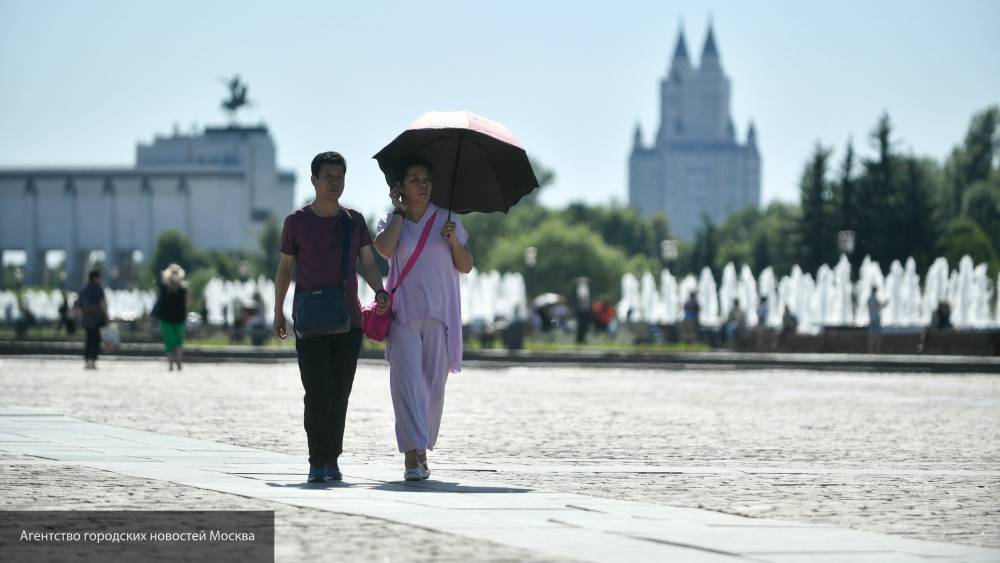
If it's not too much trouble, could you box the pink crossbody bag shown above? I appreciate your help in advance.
[361,211,439,342]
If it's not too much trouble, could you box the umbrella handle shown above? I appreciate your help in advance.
[446,134,463,222]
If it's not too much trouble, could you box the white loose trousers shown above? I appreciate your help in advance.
[387,318,449,453]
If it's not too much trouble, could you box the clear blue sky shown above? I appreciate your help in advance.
[2,0,998,224]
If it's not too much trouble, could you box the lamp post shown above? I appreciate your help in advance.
[837,230,857,323]
[660,239,679,270]
[524,246,537,268]
[523,246,537,298]
[837,230,855,256]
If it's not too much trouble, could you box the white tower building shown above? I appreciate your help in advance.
[629,23,761,240]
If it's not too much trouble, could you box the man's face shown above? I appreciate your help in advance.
[311,164,346,202]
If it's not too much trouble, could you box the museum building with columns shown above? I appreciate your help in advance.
[0,124,295,287]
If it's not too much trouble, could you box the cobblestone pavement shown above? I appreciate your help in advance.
[0,452,559,562]
[2,357,998,550]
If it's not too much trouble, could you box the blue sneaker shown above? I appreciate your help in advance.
[323,461,342,482]
[307,464,325,483]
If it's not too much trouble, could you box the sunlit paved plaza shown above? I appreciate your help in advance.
[1,357,998,561]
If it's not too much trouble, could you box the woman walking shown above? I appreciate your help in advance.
[374,156,473,481]
[157,264,189,371]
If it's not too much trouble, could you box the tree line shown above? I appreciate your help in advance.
[688,105,999,280]
[147,105,998,306]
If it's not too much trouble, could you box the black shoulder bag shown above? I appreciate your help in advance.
[293,215,353,339]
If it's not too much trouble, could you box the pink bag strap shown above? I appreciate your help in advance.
[390,210,439,293]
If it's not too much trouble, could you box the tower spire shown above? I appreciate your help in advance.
[700,20,721,68]
[672,26,690,65]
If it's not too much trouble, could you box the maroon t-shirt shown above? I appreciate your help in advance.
[280,205,373,327]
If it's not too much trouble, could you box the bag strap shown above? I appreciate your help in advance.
[340,212,351,286]
[390,210,439,293]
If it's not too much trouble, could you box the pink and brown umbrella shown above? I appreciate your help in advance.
[373,111,539,216]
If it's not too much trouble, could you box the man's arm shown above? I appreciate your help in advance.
[358,245,385,293]
[273,253,294,338]
[358,245,390,314]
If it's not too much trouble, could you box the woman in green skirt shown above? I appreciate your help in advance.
[156,264,190,371]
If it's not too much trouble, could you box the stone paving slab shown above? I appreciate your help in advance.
[1,409,996,563]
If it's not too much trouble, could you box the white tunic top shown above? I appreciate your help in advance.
[377,203,469,373]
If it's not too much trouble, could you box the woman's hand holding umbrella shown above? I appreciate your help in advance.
[441,220,459,245]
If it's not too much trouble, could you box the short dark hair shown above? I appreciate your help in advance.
[88,269,101,282]
[311,151,347,177]
[391,156,434,186]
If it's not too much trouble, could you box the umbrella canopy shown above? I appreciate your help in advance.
[531,293,564,308]
[373,111,539,214]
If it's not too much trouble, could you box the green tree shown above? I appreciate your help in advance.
[687,215,719,277]
[961,179,1000,252]
[150,231,206,280]
[943,106,999,219]
[855,113,899,266]
[462,155,555,268]
[257,217,282,279]
[851,113,938,271]
[518,156,556,205]
[835,138,858,232]
[716,207,759,271]
[938,218,996,266]
[489,217,629,301]
[186,268,217,313]
[751,233,771,274]
[832,138,859,269]
[798,143,836,273]
[204,250,257,280]
[756,203,801,276]
[558,203,671,258]
[898,156,940,271]
[712,203,800,277]
[465,201,549,271]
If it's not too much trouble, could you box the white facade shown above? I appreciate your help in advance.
[0,125,294,286]
[629,24,761,240]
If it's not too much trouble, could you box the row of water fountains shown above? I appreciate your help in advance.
[199,270,530,327]
[2,255,996,332]
[0,270,530,328]
[0,288,155,324]
[618,255,999,332]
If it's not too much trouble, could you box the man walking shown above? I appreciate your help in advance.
[75,269,108,370]
[867,288,886,354]
[273,151,390,483]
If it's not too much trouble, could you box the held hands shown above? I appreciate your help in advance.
[375,291,391,315]
[441,220,459,246]
[273,310,287,339]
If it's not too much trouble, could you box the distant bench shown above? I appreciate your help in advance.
[732,326,1000,356]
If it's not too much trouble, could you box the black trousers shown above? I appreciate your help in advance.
[84,328,101,360]
[295,328,362,466]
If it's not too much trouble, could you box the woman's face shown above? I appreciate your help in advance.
[398,164,432,205]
